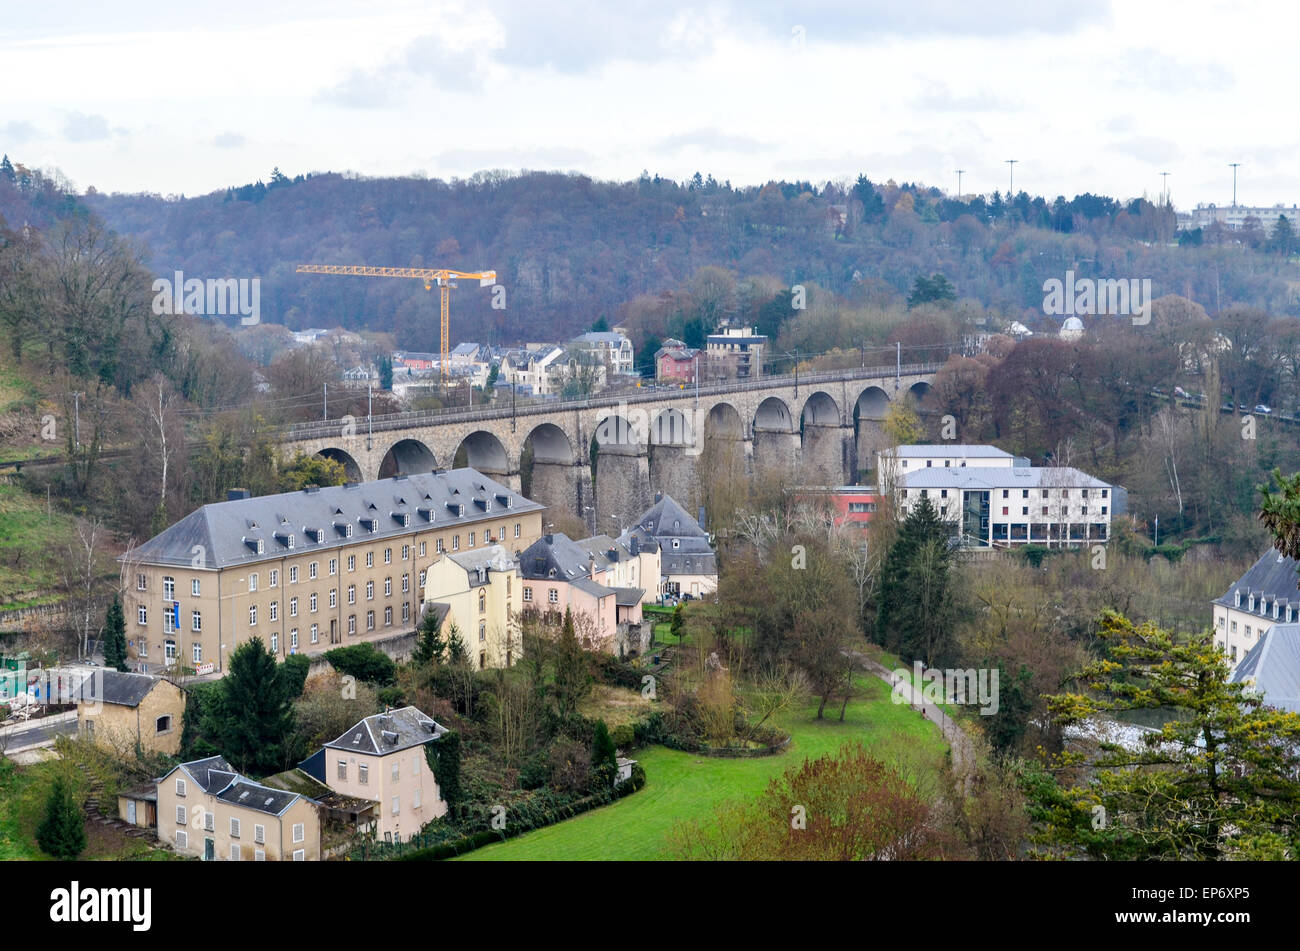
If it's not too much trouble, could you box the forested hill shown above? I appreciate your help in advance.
[82,167,1300,350]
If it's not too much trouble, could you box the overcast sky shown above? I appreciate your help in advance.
[2,0,1295,209]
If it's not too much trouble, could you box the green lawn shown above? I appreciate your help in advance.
[457,673,947,861]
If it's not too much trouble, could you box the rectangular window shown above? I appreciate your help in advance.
[230,817,240,838]
[365,551,373,568]
[254,824,265,844]
[347,585,356,604]
[523,587,532,602]
[402,544,410,560]
[329,589,337,608]
[270,632,278,654]
[337,760,347,781]
[348,555,356,572]
[231,843,240,861]
[249,605,257,626]
[249,573,258,592]
[204,812,214,832]
[290,628,298,650]
[176,831,187,849]
[402,603,410,623]
[255,849,265,861]
[293,849,305,861]
[515,524,521,538]
[310,561,319,580]
[329,558,337,575]
[137,573,147,591]
[384,577,392,596]
[290,597,298,617]
[419,570,427,588]
[191,578,201,597]
[401,574,409,594]
[310,592,318,612]
[414,788,422,809]
[359,763,369,784]
[176,779,187,798]
[163,576,175,601]
[469,531,476,547]
[269,569,278,588]
[138,606,148,625]
[176,805,187,824]
[384,548,392,564]
[348,615,356,635]
[293,823,305,843]
[419,541,427,557]
[384,606,392,626]
[310,623,319,644]
[366,610,375,630]
[435,538,444,553]
[269,601,278,622]
[452,535,460,551]
[192,642,202,663]
[366,580,374,600]
[549,588,558,604]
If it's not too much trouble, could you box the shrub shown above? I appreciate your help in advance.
[36,776,86,860]
[325,643,396,686]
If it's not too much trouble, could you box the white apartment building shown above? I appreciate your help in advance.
[897,464,1120,548]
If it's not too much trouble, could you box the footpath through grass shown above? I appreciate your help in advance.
[458,673,946,861]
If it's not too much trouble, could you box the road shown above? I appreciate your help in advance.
[1,711,77,751]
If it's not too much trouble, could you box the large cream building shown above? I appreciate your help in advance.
[120,469,544,676]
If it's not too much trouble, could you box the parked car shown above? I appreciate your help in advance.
[1255,404,1273,415]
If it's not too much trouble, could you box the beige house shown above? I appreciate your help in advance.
[155,756,321,861]
[77,671,185,755]
[1212,549,1300,665]
[307,706,449,843]
[119,468,544,678]
[421,545,519,669]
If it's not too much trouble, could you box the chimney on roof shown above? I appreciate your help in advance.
[654,491,663,503]
[544,534,553,545]
[228,488,251,501]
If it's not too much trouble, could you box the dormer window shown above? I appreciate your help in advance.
[1235,591,1242,607]
[394,512,411,527]
[1274,601,1280,619]
[1248,595,1255,612]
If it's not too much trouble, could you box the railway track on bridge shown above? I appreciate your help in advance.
[279,362,947,442]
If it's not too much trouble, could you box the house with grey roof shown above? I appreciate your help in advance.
[76,670,185,755]
[304,706,449,842]
[118,468,545,679]
[1230,622,1300,713]
[155,755,322,860]
[624,493,717,600]
[1212,549,1300,664]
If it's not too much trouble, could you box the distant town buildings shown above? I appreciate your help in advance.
[705,325,766,380]
[655,339,699,384]
[624,493,717,600]
[1179,203,1300,232]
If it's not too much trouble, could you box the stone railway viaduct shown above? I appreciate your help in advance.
[279,364,939,532]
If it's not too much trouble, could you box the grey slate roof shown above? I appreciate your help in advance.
[157,755,234,794]
[1231,623,1300,713]
[216,778,303,817]
[447,545,516,585]
[77,670,171,708]
[323,705,447,756]
[625,493,717,579]
[1213,549,1300,612]
[613,587,644,607]
[519,533,597,581]
[120,468,541,570]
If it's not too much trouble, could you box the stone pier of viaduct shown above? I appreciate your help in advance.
[279,365,938,533]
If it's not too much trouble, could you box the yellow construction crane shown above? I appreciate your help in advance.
[296,264,497,385]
